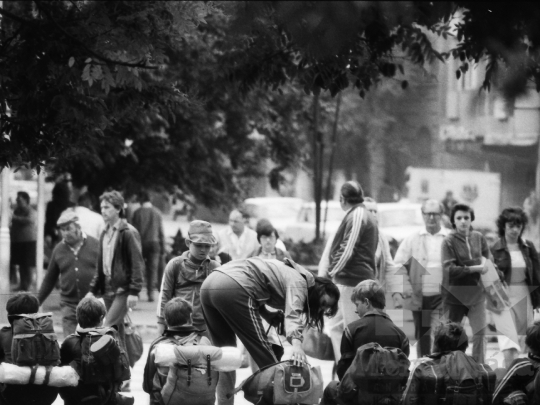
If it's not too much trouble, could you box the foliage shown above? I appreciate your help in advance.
[228,1,540,98]
[0,0,215,168]
[284,238,326,267]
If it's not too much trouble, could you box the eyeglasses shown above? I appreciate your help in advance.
[422,212,442,218]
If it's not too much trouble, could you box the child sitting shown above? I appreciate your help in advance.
[144,297,214,405]
[0,293,59,405]
[59,297,130,405]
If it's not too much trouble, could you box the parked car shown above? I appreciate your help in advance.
[242,197,305,235]
[284,201,426,252]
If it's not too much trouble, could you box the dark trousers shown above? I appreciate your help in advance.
[142,241,160,296]
[201,271,282,405]
[412,294,442,358]
[444,300,486,363]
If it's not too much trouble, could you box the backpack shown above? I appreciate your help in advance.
[10,313,60,367]
[79,328,130,385]
[233,360,324,405]
[418,351,496,405]
[155,333,220,405]
[339,342,410,405]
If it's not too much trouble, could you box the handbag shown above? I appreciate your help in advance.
[124,313,143,367]
[301,326,334,361]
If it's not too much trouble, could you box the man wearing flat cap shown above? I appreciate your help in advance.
[157,220,220,336]
[87,190,144,348]
[38,209,100,337]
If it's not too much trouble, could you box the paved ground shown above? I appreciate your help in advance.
[43,295,511,405]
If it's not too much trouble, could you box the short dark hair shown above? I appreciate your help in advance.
[432,322,469,353]
[350,279,386,309]
[164,297,193,327]
[496,207,528,238]
[525,321,540,355]
[6,293,39,315]
[256,222,278,243]
[76,297,106,328]
[450,203,475,229]
[138,190,151,203]
[17,191,30,204]
[77,192,94,209]
[341,181,364,205]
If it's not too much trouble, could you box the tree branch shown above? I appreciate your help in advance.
[34,2,158,70]
[0,7,35,25]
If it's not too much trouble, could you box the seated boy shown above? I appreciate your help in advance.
[59,296,130,405]
[144,297,212,404]
[492,321,540,405]
[402,322,495,405]
[337,279,410,379]
[322,280,410,405]
[0,293,59,405]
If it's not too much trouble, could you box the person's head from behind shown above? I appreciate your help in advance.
[138,190,151,204]
[304,276,340,331]
[164,297,193,328]
[496,207,528,241]
[6,293,39,316]
[351,279,386,318]
[525,321,540,356]
[256,221,279,253]
[76,297,107,328]
[340,181,364,210]
[450,203,475,234]
[16,191,30,208]
[432,322,469,353]
[228,209,245,235]
[77,192,94,210]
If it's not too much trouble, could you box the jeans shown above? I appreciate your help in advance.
[444,300,487,363]
[103,290,128,351]
[412,294,443,358]
[142,241,161,297]
[60,300,78,338]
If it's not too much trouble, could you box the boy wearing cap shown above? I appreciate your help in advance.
[157,220,220,336]
[38,209,100,337]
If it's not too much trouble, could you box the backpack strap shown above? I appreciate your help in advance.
[43,366,53,386]
[207,355,212,386]
[28,366,38,385]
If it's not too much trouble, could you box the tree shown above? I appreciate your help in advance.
[0,1,215,168]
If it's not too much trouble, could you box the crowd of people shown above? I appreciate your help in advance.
[3,179,540,405]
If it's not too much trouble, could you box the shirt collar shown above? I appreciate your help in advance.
[363,309,389,319]
[142,202,152,208]
[107,218,122,232]
[420,227,450,236]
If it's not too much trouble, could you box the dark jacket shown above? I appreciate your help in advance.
[0,326,59,405]
[90,220,144,296]
[59,326,127,405]
[492,355,540,405]
[491,237,540,309]
[441,230,490,306]
[329,204,378,286]
[337,310,410,380]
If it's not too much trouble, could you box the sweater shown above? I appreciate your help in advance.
[38,235,99,304]
[328,204,378,286]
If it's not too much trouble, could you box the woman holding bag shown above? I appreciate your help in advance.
[491,207,540,365]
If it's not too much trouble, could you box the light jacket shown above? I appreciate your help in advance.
[89,220,144,297]
[328,204,378,286]
[391,227,450,311]
[157,251,220,329]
